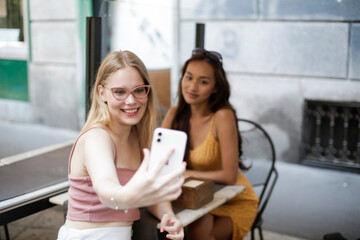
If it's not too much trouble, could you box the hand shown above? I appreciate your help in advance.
[183,169,195,179]
[160,214,184,240]
[124,148,185,208]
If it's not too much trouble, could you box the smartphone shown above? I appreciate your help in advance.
[150,128,187,174]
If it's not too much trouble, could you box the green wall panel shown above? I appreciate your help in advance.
[0,59,28,101]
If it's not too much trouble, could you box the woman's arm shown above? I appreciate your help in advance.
[83,128,185,210]
[82,128,124,207]
[148,202,184,240]
[184,109,239,185]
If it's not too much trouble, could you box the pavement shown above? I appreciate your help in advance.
[262,162,360,240]
[1,121,359,240]
[1,207,310,240]
[0,205,310,240]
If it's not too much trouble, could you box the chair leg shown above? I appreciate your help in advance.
[258,227,264,240]
[4,225,10,240]
[251,228,255,240]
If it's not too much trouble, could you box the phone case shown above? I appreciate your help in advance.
[150,128,187,174]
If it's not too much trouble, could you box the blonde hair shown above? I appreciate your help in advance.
[82,50,158,149]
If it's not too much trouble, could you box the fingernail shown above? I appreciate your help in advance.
[160,228,164,232]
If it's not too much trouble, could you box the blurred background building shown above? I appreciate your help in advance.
[1,1,360,239]
[1,0,359,168]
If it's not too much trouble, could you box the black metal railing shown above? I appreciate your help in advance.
[300,100,360,173]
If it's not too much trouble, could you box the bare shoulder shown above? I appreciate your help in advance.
[213,108,238,142]
[162,106,178,128]
[71,126,114,175]
[213,108,237,133]
[214,108,236,123]
[83,126,109,137]
[82,126,113,146]
[166,107,178,117]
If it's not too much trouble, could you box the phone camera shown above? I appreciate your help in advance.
[157,138,161,142]
[158,132,162,136]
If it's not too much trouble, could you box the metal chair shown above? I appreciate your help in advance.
[238,119,278,240]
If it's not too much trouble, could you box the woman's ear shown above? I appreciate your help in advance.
[98,85,106,103]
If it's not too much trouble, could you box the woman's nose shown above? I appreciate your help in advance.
[124,92,136,104]
[190,81,198,91]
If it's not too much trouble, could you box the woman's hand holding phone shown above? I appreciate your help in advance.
[123,149,185,208]
[149,128,187,175]
[117,128,187,209]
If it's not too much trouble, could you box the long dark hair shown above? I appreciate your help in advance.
[171,49,248,170]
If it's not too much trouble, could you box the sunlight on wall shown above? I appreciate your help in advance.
[109,0,176,69]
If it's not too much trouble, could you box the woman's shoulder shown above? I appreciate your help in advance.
[213,108,236,122]
[212,108,237,140]
[81,124,112,142]
[162,107,178,128]
[72,125,114,164]
[166,106,178,116]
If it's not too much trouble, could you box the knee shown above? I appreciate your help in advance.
[187,214,214,239]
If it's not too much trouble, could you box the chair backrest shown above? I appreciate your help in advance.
[238,118,278,223]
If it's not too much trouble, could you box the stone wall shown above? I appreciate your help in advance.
[28,0,82,130]
[176,0,360,162]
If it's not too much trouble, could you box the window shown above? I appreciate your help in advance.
[0,0,28,101]
[0,0,24,42]
[300,100,360,173]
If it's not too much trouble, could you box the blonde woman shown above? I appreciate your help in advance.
[57,51,185,240]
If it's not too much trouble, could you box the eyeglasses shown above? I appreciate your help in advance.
[103,85,151,101]
[192,48,223,63]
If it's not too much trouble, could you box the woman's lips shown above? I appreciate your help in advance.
[121,108,139,116]
[186,92,198,98]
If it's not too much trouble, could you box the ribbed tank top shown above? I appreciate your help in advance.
[66,127,140,222]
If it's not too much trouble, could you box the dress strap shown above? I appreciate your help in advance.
[68,126,118,174]
[209,115,215,132]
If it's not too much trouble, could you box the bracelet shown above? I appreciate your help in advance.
[110,185,128,213]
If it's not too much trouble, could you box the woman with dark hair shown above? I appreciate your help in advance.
[162,48,258,240]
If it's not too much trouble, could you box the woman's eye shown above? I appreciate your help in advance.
[134,88,145,94]
[185,76,192,80]
[201,80,208,84]
[114,89,126,95]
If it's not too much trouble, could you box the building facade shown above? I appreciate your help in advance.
[176,0,360,164]
[1,0,359,165]
[0,0,90,130]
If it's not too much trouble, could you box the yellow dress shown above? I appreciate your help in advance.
[189,117,259,240]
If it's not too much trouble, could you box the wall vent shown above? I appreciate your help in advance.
[300,100,360,173]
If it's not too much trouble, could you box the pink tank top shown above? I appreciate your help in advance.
[66,127,140,222]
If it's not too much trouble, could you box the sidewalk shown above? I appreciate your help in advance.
[262,162,360,240]
[1,205,309,240]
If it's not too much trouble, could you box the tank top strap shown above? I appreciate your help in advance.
[68,126,118,174]
[209,115,215,132]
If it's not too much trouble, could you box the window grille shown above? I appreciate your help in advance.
[300,100,360,173]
